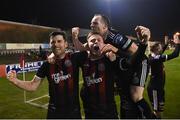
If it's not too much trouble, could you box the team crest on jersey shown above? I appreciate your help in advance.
[65,59,72,67]
[98,63,105,71]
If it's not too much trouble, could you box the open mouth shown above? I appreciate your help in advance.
[53,48,61,52]
[93,45,99,51]
[52,47,61,54]
[91,44,101,56]
[55,47,60,50]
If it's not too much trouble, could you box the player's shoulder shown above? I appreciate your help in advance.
[108,28,120,36]
[40,60,51,67]
[108,28,127,40]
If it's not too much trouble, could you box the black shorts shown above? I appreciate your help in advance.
[80,88,118,119]
[147,77,165,112]
[82,103,119,119]
[131,59,149,87]
[47,103,81,119]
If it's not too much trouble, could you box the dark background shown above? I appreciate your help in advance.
[0,0,180,40]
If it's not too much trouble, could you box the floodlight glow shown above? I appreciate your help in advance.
[102,0,119,1]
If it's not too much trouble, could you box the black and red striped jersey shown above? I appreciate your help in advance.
[36,51,88,112]
[80,56,117,112]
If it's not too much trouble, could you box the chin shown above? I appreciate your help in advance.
[92,29,98,32]
[54,52,61,56]
[93,52,101,56]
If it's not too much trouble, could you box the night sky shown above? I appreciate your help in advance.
[0,0,180,40]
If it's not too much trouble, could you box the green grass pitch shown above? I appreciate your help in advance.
[0,51,179,118]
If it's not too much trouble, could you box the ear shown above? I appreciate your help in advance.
[103,26,108,33]
[103,24,108,30]
[65,41,68,48]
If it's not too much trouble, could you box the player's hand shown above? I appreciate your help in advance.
[105,51,116,61]
[83,42,90,51]
[47,53,55,64]
[135,26,151,44]
[173,32,180,44]
[100,44,118,54]
[7,70,17,82]
[72,27,80,40]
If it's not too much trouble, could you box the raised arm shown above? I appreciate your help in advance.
[101,26,150,67]
[135,25,151,44]
[167,32,180,60]
[7,70,42,92]
[72,27,88,51]
[162,36,169,53]
[131,25,150,55]
[119,26,149,67]
[101,38,147,69]
[106,26,150,55]
[149,35,180,63]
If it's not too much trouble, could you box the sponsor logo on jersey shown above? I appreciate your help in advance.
[85,72,102,86]
[51,71,71,84]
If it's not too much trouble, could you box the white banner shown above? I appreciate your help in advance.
[6,61,44,74]
[5,43,49,50]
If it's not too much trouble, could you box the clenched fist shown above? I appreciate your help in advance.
[72,27,80,40]
[135,26,151,44]
[7,70,17,82]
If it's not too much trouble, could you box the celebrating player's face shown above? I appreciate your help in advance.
[87,34,105,56]
[50,35,67,57]
[150,42,162,55]
[90,16,107,36]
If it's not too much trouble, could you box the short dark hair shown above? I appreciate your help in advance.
[94,14,110,29]
[149,41,162,52]
[49,31,67,41]
[87,31,102,40]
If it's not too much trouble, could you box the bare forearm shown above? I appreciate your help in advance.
[10,78,39,92]
[128,42,138,55]
[72,38,88,51]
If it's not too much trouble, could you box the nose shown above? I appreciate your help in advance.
[95,39,99,44]
[90,23,94,28]
[54,41,59,46]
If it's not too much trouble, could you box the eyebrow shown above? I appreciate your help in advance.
[89,38,96,41]
[92,21,98,24]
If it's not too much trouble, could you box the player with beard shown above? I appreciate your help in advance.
[72,30,148,118]
[7,31,89,119]
[72,14,152,118]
